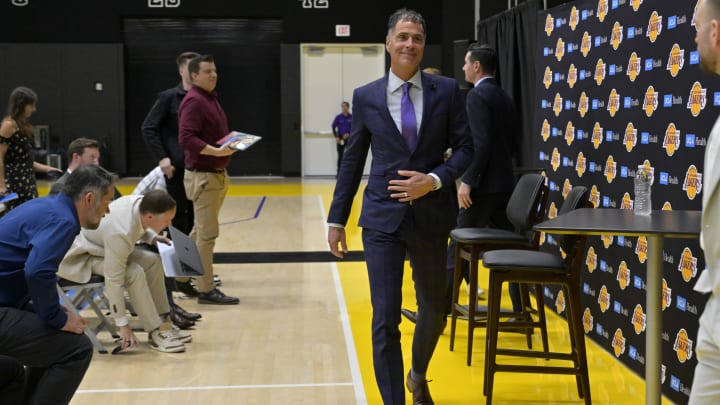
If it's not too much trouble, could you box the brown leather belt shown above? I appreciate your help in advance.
[186,167,225,174]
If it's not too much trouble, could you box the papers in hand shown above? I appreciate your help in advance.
[217,131,262,151]
[0,192,18,204]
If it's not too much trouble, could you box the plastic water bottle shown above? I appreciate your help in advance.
[634,165,652,216]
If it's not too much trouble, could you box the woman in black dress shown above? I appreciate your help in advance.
[0,86,61,216]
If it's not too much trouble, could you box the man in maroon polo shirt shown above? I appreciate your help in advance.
[177,54,239,305]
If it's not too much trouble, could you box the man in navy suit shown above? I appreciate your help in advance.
[449,43,522,313]
[327,9,472,405]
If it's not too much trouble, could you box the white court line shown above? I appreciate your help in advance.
[319,195,368,405]
[77,382,353,394]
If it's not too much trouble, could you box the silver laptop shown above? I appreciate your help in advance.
[158,226,204,277]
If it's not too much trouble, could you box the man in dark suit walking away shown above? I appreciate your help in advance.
[327,9,472,405]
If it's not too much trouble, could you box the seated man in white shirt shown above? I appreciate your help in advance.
[59,189,191,353]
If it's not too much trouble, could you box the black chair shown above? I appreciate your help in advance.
[481,186,591,404]
[449,173,549,366]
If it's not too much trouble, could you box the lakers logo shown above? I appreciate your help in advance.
[598,285,611,313]
[586,246,597,273]
[590,185,600,208]
[556,37,565,62]
[632,304,646,335]
[663,123,680,156]
[612,328,626,358]
[595,58,606,86]
[567,7,578,31]
[568,64,578,88]
[581,31,592,57]
[683,165,703,200]
[602,234,614,249]
[636,236,648,264]
[605,155,616,183]
[545,14,554,37]
[687,81,707,117]
[678,247,698,282]
[627,52,641,82]
[647,11,662,43]
[592,122,603,149]
[621,192,633,210]
[667,44,685,78]
[544,66,553,89]
[583,308,594,334]
[611,21,624,50]
[562,179,572,200]
[624,122,637,152]
[565,121,575,146]
[641,160,655,185]
[663,201,673,210]
[553,93,563,117]
[643,86,658,117]
[607,88,620,117]
[617,261,631,290]
[597,0,608,22]
[555,289,566,314]
[576,152,586,178]
[548,201,558,219]
[631,0,643,12]
[551,147,560,172]
[578,91,588,117]
[662,278,672,310]
[541,119,550,142]
[674,329,694,364]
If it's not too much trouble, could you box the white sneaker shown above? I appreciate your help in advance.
[149,327,185,353]
[167,324,192,343]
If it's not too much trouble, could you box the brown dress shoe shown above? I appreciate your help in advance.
[406,371,434,405]
[169,310,195,330]
[171,303,202,321]
[197,288,239,305]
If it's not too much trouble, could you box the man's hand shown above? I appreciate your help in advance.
[328,227,348,259]
[387,170,434,203]
[117,325,138,350]
[60,311,88,335]
[159,157,175,179]
[154,235,171,246]
[342,133,350,140]
[458,182,472,209]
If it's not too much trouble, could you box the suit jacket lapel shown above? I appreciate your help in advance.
[418,73,434,144]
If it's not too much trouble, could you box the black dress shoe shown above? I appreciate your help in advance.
[170,310,195,330]
[401,308,417,324]
[171,303,202,321]
[406,371,434,405]
[175,281,199,297]
[197,288,239,305]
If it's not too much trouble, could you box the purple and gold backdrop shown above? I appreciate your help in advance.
[533,1,719,402]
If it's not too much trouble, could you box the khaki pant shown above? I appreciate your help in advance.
[89,247,169,332]
[183,170,229,293]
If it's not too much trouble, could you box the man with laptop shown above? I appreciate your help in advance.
[58,189,192,353]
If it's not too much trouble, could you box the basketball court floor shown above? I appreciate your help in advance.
[46,178,670,404]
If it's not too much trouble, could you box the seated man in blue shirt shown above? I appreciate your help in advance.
[0,165,117,405]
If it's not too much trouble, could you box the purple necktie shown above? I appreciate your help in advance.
[401,82,418,152]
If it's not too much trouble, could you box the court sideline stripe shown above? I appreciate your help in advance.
[319,195,368,405]
[220,195,266,225]
[76,382,354,394]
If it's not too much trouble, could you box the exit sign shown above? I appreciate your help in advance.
[336,24,350,37]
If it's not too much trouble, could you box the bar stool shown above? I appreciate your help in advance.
[481,186,591,404]
[449,173,549,366]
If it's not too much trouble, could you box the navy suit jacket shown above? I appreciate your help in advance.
[328,72,472,235]
[460,77,518,193]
